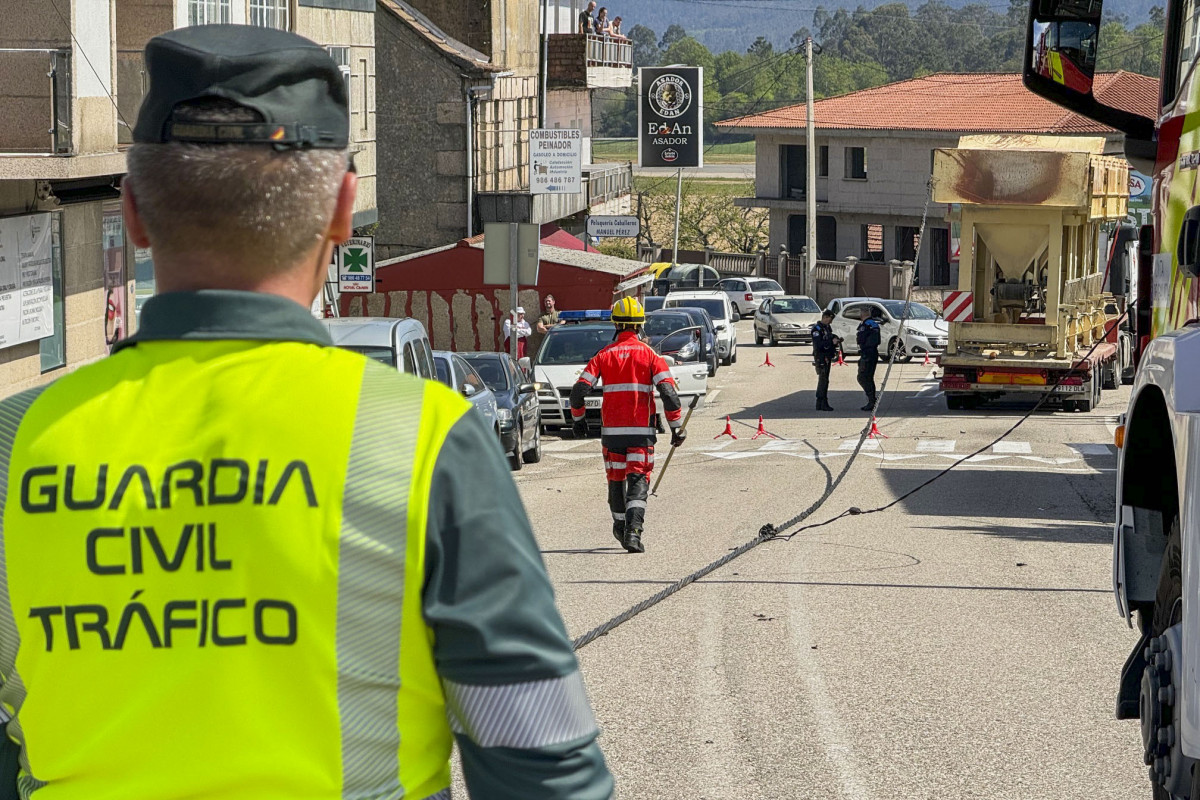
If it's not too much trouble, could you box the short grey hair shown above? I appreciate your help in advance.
[125,100,349,274]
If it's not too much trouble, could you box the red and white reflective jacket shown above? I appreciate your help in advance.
[570,330,682,447]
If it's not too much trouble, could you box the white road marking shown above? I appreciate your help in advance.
[909,385,938,398]
[706,389,721,404]
[542,440,593,452]
[551,452,600,461]
[992,441,1032,454]
[839,439,880,451]
[916,440,956,453]
[1068,443,1115,456]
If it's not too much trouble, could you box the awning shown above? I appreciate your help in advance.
[613,273,654,295]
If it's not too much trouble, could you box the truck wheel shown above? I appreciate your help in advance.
[946,395,964,410]
[1103,360,1119,390]
[1149,520,1183,800]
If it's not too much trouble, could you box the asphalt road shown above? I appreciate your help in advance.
[633,164,756,181]
[462,316,1145,798]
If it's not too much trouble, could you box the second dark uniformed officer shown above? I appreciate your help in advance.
[856,306,884,411]
[810,310,841,411]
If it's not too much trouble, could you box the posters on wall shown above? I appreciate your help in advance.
[102,209,127,351]
[0,213,54,350]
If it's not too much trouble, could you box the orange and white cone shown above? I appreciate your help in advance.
[922,350,931,366]
[714,417,737,439]
[760,352,775,367]
[751,415,778,440]
[836,350,846,366]
[868,416,888,439]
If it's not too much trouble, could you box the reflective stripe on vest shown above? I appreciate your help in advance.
[0,340,468,800]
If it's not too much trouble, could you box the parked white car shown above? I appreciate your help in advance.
[715,277,785,317]
[753,295,823,346]
[825,297,948,361]
[664,290,739,366]
[319,317,438,379]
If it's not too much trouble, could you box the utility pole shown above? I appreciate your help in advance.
[805,36,817,297]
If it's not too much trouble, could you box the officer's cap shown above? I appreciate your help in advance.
[133,24,349,149]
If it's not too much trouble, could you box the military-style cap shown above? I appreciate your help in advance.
[133,24,349,149]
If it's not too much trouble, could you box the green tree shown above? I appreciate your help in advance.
[659,24,687,52]
[661,36,715,71]
[627,24,660,68]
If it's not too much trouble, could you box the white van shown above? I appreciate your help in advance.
[664,290,738,365]
[318,317,437,380]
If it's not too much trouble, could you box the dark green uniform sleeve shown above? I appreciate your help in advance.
[423,410,613,800]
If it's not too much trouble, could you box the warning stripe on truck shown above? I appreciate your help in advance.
[943,291,974,322]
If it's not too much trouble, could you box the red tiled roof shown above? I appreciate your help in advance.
[715,71,1158,135]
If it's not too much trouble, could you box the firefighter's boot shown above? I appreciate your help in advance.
[623,473,649,554]
[608,480,626,545]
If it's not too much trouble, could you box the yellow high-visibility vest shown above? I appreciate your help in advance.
[0,335,469,800]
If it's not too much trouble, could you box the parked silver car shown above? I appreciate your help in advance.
[753,295,823,346]
[825,297,948,361]
[319,317,437,380]
[432,350,499,433]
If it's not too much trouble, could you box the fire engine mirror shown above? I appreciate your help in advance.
[1023,0,1155,146]
[1177,207,1200,279]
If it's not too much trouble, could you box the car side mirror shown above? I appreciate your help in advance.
[462,384,477,397]
[518,383,536,394]
[518,356,531,371]
[661,355,677,366]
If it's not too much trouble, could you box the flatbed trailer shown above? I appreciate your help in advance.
[933,135,1128,411]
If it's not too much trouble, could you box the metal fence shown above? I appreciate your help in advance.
[585,162,632,206]
[586,35,632,67]
[0,48,71,154]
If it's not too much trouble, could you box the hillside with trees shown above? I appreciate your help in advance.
[595,1,1163,139]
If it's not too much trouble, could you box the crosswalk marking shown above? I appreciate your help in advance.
[992,441,1032,454]
[839,439,880,451]
[1068,443,1115,456]
[916,440,956,453]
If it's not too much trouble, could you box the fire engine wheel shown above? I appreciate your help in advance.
[1147,519,1184,800]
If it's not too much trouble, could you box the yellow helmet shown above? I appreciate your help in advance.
[611,296,645,325]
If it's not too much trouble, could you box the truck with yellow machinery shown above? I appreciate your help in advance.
[933,134,1129,411]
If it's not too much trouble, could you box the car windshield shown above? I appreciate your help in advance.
[340,345,396,367]
[750,279,783,293]
[537,326,614,365]
[880,300,938,320]
[463,355,510,392]
[668,298,726,319]
[644,313,693,338]
[773,297,821,314]
[642,296,666,312]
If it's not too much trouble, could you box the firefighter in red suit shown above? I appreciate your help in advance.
[570,297,685,553]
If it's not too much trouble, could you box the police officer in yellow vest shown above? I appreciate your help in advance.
[0,25,612,800]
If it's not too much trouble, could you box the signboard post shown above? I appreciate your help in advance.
[530,129,583,195]
[484,223,540,358]
[337,236,375,294]
[586,215,640,239]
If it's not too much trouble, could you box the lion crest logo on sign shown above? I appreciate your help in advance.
[648,74,692,119]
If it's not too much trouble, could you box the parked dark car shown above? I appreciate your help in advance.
[644,310,704,365]
[460,351,542,470]
[671,306,720,377]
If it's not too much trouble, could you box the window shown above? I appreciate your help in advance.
[842,304,865,321]
[862,223,884,261]
[896,226,920,262]
[818,145,829,177]
[39,214,65,372]
[401,342,417,375]
[250,0,288,30]
[844,146,867,180]
[1177,0,1200,103]
[188,0,230,25]
[782,145,807,199]
[327,47,351,103]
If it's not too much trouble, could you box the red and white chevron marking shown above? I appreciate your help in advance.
[942,291,974,322]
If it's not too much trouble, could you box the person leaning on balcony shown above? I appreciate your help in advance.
[578,0,596,34]
[610,16,626,39]
[595,7,612,35]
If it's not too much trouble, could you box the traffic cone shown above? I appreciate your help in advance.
[751,415,778,440]
[760,352,775,367]
[836,350,846,367]
[867,416,889,439]
[922,350,931,367]
[714,417,737,439]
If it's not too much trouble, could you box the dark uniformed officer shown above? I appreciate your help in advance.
[0,25,611,800]
[810,310,841,411]
[856,305,885,411]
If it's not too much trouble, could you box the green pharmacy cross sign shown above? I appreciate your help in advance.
[337,236,374,294]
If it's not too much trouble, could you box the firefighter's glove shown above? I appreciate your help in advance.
[671,428,687,448]
[573,419,589,439]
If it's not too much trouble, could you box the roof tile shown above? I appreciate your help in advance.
[715,71,1158,134]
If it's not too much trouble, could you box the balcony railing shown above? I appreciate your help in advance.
[117,49,147,145]
[585,34,631,68]
[585,162,632,206]
[0,49,72,155]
